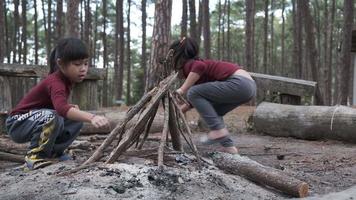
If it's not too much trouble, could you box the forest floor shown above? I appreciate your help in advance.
[0,106,355,200]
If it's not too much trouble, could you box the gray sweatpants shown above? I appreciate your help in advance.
[187,75,256,130]
[6,109,83,158]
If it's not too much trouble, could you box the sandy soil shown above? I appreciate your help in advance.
[0,106,355,200]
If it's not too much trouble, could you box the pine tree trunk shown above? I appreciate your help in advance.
[188,0,197,41]
[41,0,48,58]
[281,0,285,76]
[21,0,27,64]
[197,0,203,46]
[47,0,52,55]
[114,0,124,102]
[84,0,91,56]
[296,0,303,79]
[323,0,329,105]
[102,0,108,106]
[56,0,63,41]
[4,0,10,62]
[327,0,336,104]
[245,0,255,71]
[226,0,231,60]
[12,0,19,63]
[339,0,354,105]
[263,0,268,74]
[126,0,132,105]
[92,3,99,68]
[221,0,226,58]
[145,0,172,91]
[34,0,39,64]
[181,0,188,37]
[66,0,80,38]
[202,0,210,59]
[141,0,147,91]
[17,0,22,63]
[217,0,221,60]
[270,0,274,74]
[300,0,324,105]
[0,0,4,63]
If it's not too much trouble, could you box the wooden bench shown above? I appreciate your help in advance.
[0,64,105,133]
[250,72,317,105]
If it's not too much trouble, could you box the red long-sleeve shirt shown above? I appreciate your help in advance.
[183,59,241,84]
[10,71,73,117]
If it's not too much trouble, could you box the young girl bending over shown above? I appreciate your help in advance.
[170,37,256,154]
[6,38,109,170]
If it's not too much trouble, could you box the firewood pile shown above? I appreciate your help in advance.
[82,50,201,168]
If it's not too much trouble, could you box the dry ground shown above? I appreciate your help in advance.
[0,106,355,199]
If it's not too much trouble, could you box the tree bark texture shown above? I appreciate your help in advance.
[211,152,309,198]
[254,102,356,143]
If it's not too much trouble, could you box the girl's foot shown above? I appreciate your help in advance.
[207,128,229,140]
[220,146,238,154]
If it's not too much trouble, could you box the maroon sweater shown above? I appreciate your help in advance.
[182,59,241,84]
[11,71,73,117]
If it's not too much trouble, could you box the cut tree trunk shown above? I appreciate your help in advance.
[0,151,24,163]
[253,102,356,143]
[211,152,309,198]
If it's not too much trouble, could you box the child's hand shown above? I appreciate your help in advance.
[91,115,110,128]
[174,88,188,105]
[70,104,80,109]
[179,103,192,113]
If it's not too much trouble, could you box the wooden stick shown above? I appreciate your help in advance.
[82,87,158,165]
[105,73,178,163]
[211,152,309,198]
[158,97,170,168]
[137,103,160,149]
[0,151,24,163]
[171,94,202,166]
[168,94,183,151]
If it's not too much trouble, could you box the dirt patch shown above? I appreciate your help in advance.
[0,106,355,199]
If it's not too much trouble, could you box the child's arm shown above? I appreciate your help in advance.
[177,72,200,95]
[66,108,109,128]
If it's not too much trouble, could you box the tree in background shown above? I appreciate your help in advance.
[338,0,354,105]
[0,0,4,63]
[114,0,125,102]
[202,0,211,59]
[145,0,172,91]
[181,0,188,38]
[245,0,255,72]
[126,0,132,105]
[66,0,80,38]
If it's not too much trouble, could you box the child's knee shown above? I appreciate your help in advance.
[187,87,199,103]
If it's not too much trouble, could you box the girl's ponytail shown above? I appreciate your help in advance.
[49,47,58,74]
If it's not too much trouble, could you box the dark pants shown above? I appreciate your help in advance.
[187,75,256,130]
[6,109,83,158]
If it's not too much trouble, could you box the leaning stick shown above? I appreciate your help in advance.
[105,73,178,163]
[83,87,158,165]
[158,97,170,168]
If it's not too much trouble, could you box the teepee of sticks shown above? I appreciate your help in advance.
[82,50,202,168]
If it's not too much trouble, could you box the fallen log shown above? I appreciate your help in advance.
[79,111,164,135]
[0,151,24,163]
[211,152,309,198]
[253,102,356,143]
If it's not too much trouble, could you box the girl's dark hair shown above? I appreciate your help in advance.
[49,37,89,74]
[169,37,199,71]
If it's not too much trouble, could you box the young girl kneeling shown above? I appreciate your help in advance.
[6,38,109,170]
